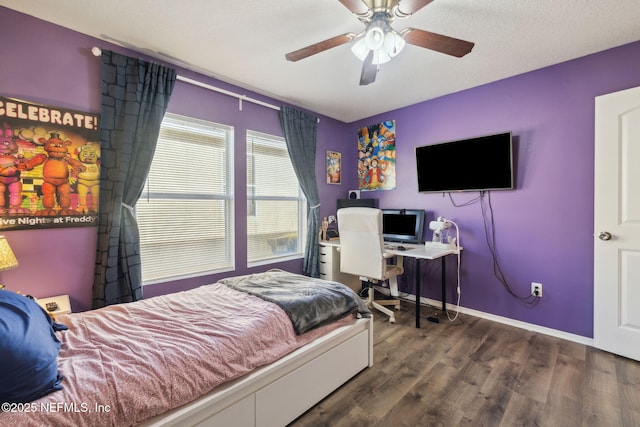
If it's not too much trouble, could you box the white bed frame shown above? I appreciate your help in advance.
[141,316,373,427]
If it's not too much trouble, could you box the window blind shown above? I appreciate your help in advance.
[246,131,306,265]
[138,113,234,284]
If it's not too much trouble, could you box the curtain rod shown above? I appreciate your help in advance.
[91,46,281,113]
[176,75,281,112]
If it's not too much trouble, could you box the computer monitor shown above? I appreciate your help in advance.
[381,209,425,244]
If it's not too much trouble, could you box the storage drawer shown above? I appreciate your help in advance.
[319,245,331,257]
[319,244,334,259]
[319,244,334,274]
[255,330,369,427]
[319,261,331,275]
[195,395,255,427]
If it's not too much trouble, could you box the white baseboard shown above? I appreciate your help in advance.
[390,289,594,347]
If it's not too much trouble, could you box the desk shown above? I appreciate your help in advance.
[320,240,459,328]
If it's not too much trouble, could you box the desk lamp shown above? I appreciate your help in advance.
[429,216,451,243]
[426,217,463,322]
[0,236,19,290]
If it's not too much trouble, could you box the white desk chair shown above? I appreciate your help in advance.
[337,207,404,323]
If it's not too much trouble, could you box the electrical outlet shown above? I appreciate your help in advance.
[531,282,543,298]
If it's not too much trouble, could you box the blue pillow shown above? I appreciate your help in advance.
[0,291,67,403]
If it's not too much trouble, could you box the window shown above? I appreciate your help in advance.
[246,130,306,265]
[137,113,234,284]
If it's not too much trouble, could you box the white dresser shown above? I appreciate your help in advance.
[318,241,361,293]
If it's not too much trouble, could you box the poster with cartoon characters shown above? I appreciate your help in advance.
[326,150,341,184]
[357,120,396,191]
[0,96,100,230]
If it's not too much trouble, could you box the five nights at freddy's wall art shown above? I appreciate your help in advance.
[0,96,100,230]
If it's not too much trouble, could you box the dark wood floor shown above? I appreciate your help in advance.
[291,303,640,427]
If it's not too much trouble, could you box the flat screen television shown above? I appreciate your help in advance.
[381,209,425,244]
[415,132,514,193]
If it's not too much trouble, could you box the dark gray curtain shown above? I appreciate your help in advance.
[278,106,320,277]
[93,50,176,308]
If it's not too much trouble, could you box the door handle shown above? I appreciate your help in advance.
[598,231,612,241]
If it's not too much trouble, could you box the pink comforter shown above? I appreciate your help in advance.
[2,283,348,426]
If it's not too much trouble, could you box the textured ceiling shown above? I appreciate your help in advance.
[2,0,639,122]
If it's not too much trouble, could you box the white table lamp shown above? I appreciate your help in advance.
[0,236,19,289]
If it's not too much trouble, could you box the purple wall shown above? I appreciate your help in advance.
[351,40,640,337]
[0,7,349,310]
[143,73,352,299]
[2,6,640,337]
[0,9,102,312]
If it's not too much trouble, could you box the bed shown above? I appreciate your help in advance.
[0,269,373,427]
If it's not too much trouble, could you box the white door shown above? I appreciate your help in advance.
[594,85,640,361]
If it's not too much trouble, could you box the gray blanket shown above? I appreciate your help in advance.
[218,269,371,335]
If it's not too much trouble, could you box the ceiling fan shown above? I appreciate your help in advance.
[285,0,475,85]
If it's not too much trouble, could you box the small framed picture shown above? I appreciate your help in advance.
[326,150,341,185]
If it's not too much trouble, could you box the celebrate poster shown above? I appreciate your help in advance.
[0,96,100,230]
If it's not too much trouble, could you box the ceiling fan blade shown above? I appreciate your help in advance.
[395,0,434,16]
[285,33,357,62]
[359,50,377,85]
[402,28,474,57]
[337,0,370,15]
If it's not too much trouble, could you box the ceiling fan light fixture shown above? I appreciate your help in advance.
[364,26,385,50]
[383,30,405,57]
[372,47,391,65]
[351,37,369,61]
[285,0,475,86]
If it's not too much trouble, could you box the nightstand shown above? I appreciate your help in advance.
[37,294,72,316]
